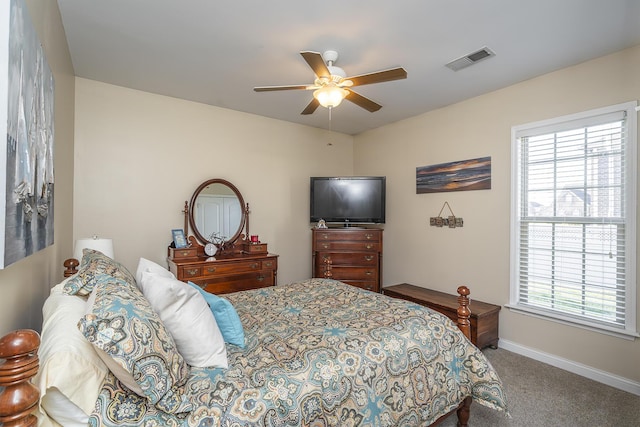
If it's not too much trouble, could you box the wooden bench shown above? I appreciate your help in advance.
[383,283,501,349]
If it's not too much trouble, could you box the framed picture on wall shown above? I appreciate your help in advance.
[172,229,187,248]
[1,0,56,269]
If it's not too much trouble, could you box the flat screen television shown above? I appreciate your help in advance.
[310,176,386,225]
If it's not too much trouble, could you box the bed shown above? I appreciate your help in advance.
[0,251,508,426]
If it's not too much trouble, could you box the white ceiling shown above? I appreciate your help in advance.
[56,0,640,135]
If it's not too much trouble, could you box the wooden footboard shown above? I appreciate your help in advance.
[0,329,40,427]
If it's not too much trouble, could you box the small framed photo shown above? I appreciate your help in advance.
[172,229,187,248]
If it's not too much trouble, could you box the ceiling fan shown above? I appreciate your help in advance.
[253,50,407,115]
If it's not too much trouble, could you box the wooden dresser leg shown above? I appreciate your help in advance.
[0,329,40,427]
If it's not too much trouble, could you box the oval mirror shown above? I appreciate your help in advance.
[189,179,246,247]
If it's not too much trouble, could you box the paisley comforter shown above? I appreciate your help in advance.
[89,279,507,426]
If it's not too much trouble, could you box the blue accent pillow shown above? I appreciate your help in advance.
[187,282,245,348]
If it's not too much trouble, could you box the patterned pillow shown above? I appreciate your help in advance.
[78,278,192,414]
[64,249,136,297]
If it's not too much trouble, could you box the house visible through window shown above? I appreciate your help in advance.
[510,102,638,338]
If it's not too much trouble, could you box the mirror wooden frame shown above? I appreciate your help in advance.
[186,179,247,249]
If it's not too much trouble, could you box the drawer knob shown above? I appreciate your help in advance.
[322,234,329,239]
[264,261,273,268]
[250,263,259,269]
[256,275,265,282]
[321,243,330,249]
[364,255,374,261]
[186,268,198,276]
[365,244,373,249]
[365,271,373,276]
[206,267,217,273]
[365,233,373,240]
[181,251,190,256]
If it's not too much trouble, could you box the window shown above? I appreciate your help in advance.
[510,102,638,338]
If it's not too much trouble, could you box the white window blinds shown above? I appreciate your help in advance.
[510,102,637,337]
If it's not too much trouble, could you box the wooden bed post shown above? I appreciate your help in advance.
[63,257,80,277]
[456,285,471,341]
[455,285,472,427]
[0,329,40,427]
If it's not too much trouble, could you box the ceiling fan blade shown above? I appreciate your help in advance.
[301,98,320,115]
[347,67,407,87]
[254,84,309,92]
[300,51,331,79]
[345,90,382,112]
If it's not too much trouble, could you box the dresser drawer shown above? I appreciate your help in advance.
[314,230,381,243]
[168,247,198,259]
[328,266,378,281]
[199,272,274,294]
[314,241,381,252]
[179,265,202,279]
[340,280,378,292]
[200,260,263,276]
[262,258,277,270]
[316,252,378,267]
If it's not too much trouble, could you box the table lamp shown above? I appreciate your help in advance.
[63,236,114,277]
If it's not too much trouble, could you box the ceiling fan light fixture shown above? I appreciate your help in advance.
[313,85,348,108]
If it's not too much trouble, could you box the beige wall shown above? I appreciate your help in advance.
[73,79,353,283]
[0,0,74,335]
[354,45,640,383]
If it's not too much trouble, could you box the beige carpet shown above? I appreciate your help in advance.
[438,348,640,426]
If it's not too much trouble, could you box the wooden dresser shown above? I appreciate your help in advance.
[383,283,501,349]
[167,251,278,294]
[312,228,382,292]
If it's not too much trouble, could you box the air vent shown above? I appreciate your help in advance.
[446,47,495,71]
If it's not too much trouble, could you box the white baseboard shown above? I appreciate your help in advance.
[498,339,640,396]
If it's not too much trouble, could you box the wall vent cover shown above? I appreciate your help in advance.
[446,47,495,71]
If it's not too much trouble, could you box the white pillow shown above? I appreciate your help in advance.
[40,387,89,427]
[139,271,228,368]
[136,257,175,286]
[36,281,109,424]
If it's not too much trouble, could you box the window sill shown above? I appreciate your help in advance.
[505,304,639,340]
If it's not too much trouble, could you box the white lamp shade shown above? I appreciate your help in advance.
[73,237,114,261]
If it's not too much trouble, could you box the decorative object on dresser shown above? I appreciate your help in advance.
[312,227,382,292]
[383,283,501,349]
[168,178,278,294]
